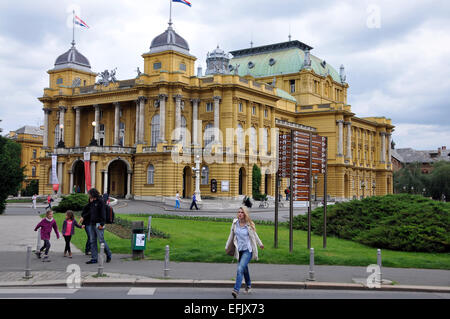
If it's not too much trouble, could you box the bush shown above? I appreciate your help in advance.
[52,193,89,213]
[293,194,450,253]
[21,180,39,197]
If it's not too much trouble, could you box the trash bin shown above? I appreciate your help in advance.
[131,221,146,259]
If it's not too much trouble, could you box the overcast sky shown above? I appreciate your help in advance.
[0,0,449,150]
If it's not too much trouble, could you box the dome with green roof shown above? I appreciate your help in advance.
[229,40,342,84]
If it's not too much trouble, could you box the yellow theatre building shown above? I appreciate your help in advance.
[38,21,394,202]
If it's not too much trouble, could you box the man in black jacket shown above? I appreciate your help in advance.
[82,188,112,264]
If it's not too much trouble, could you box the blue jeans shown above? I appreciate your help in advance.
[234,250,253,292]
[87,224,112,261]
[175,200,181,209]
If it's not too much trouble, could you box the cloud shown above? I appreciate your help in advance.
[0,0,449,151]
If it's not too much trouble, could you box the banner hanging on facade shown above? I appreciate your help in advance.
[84,152,91,191]
[51,155,59,192]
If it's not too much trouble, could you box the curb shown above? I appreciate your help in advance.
[0,278,449,293]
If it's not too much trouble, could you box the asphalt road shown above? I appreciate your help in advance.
[0,287,449,299]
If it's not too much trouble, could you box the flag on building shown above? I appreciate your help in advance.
[75,15,90,28]
[173,0,192,7]
[84,152,92,191]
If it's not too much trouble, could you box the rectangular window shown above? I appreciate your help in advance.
[153,62,162,70]
[264,109,268,118]
[32,149,37,159]
[252,106,256,115]
[56,78,63,85]
[206,102,213,112]
[179,63,186,71]
[290,80,295,93]
[239,103,243,113]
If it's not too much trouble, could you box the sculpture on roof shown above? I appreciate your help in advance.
[97,68,118,87]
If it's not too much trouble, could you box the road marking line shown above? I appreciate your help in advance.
[0,289,79,294]
[127,288,156,295]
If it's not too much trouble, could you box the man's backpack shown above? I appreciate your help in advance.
[105,205,115,224]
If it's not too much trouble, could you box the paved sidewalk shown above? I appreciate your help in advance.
[1,207,449,293]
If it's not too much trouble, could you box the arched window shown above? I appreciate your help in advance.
[32,149,37,159]
[54,125,60,148]
[201,166,209,185]
[32,166,36,177]
[119,122,125,146]
[204,123,214,147]
[147,164,154,185]
[151,114,160,147]
[237,124,244,152]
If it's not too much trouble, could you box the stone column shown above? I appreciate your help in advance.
[57,162,63,195]
[387,133,392,163]
[43,108,50,148]
[138,97,146,144]
[94,105,100,142]
[135,101,139,146]
[336,120,344,157]
[58,106,66,143]
[191,98,200,145]
[69,171,74,194]
[380,132,386,163]
[114,102,120,146]
[214,96,221,143]
[103,171,108,194]
[74,107,81,147]
[345,121,352,160]
[159,94,167,143]
[126,171,132,199]
[91,161,96,189]
[174,94,182,142]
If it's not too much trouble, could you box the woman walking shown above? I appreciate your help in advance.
[225,206,264,298]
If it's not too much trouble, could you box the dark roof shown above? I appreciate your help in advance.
[229,40,313,58]
[150,25,189,52]
[55,45,91,69]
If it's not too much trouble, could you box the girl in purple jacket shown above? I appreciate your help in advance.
[34,210,60,261]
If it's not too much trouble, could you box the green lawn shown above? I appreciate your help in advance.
[50,213,450,270]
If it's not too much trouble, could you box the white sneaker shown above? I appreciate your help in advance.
[245,286,252,294]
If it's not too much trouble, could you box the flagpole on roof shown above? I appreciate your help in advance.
[72,10,75,46]
[169,0,173,27]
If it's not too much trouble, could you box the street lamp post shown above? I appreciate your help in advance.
[192,154,202,201]
[89,121,98,146]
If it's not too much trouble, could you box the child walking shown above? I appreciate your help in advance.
[62,210,83,258]
[34,210,60,261]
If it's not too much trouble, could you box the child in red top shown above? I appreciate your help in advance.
[61,210,83,258]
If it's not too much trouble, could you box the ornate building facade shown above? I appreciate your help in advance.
[38,22,394,201]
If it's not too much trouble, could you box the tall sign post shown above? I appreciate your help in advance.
[323,137,328,249]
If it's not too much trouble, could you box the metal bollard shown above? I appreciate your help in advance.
[164,245,170,278]
[308,248,315,281]
[24,246,32,279]
[98,243,105,276]
[36,231,41,253]
[377,249,382,284]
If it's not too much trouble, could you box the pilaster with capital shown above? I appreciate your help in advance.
[74,107,81,147]
[93,105,100,143]
[214,96,221,143]
[174,94,183,142]
[387,133,392,164]
[43,108,51,148]
[191,98,200,146]
[380,132,386,163]
[336,120,344,157]
[137,97,147,144]
[158,94,168,143]
[345,121,352,160]
[113,102,120,146]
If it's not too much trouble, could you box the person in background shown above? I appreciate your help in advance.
[190,192,199,210]
[31,194,37,210]
[80,202,91,256]
[175,190,181,209]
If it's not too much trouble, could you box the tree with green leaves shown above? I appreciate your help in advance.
[429,161,450,201]
[393,162,430,196]
[0,136,24,214]
[252,164,261,200]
